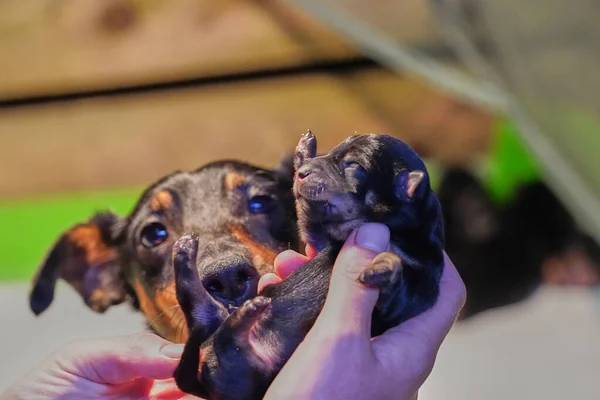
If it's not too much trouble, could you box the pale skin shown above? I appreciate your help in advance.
[260,223,467,400]
[1,223,466,400]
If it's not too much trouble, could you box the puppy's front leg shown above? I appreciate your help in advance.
[173,234,229,399]
[173,234,228,337]
[173,323,210,398]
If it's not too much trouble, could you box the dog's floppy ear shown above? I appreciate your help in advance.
[29,211,127,316]
[436,167,499,244]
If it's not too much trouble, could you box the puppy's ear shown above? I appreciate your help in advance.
[29,211,127,316]
[395,170,425,202]
[436,168,499,244]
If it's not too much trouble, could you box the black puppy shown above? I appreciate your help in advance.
[29,159,298,343]
[173,132,445,400]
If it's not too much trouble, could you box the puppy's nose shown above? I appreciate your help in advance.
[202,263,258,306]
[297,165,312,180]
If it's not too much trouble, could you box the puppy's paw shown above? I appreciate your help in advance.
[173,233,199,260]
[227,296,272,331]
[358,252,402,289]
[173,234,227,332]
[173,234,200,277]
[241,296,272,317]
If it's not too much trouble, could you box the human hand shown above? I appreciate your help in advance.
[0,332,199,400]
[259,223,466,400]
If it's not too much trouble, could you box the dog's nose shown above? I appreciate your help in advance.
[202,263,259,306]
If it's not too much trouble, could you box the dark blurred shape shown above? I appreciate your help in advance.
[99,0,138,34]
[438,168,600,320]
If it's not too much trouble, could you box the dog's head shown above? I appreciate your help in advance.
[29,159,298,342]
[293,131,438,251]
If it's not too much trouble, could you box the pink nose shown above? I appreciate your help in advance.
[297,166,311,180]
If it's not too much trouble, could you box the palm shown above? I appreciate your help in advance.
[47,375,198,400]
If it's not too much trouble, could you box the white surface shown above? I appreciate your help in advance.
[421,285,600,400]
[0,282,146,392]
[1,282,599,398]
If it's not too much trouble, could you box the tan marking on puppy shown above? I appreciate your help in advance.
[225,172,246,191]
[230,226,278,275]
[150,190,174,212]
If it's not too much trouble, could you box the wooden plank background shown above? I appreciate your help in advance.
[0,0,493,200]
[0,0,494,279]
[0,69,493,198]
[0,0,443,100]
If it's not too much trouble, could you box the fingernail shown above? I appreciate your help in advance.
[355,223,390,252]
[160,343,185,359]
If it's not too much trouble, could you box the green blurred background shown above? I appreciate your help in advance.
[0,117,539,281]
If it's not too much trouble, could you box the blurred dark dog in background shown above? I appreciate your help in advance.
[437,167,600,320]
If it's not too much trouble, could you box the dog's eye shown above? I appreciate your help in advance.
[248,195,276,214]
[140,222,168,248]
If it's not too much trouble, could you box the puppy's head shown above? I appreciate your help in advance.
[293,131,434,250]
[29,159,297,342]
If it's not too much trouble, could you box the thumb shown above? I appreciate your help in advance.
[318,223,391,335]
[61,332,185,385]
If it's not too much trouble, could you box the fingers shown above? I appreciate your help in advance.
[430,252,467,333]
[149,378,190,400]
[274,249,310,279]
[316,223,391,336]
[63,332,185,385]
[305,244,317,259]
[260,247,315,292]
[258,273,282,293]
[368,253,465,389]
[380,252,466,350]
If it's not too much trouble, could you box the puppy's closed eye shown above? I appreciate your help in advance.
[342,161,368,183]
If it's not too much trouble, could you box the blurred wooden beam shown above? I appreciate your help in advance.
[0,0,350,99]
[0,0,444,100]
[0,69,493,199]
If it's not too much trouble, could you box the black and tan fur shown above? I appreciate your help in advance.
[173,132,445,400]
[29,159,299,343]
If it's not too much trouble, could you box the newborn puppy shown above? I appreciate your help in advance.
[174,132,445,400]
